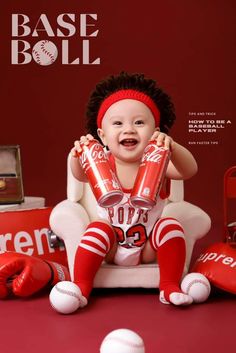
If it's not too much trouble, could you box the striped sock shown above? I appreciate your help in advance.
[73,221,115,299]
[150,217,186,302]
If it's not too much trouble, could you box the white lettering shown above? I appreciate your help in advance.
[230,261,236,268]
[0,233,12,253]
[197,251,236,269]
[12,14,31,37]
[142,145,165,163]
[52,262,66,281]
[197,253,208,262]
[57,14,76,37]
[83,39,100,64]
[80,14,99,37]
[32,14,55,37]
[202,252,217,262]
[0,228,64,256]
[14,231,34,255]
[79,143,107,171]
[214,254,226,262]
[222,257,234,265]
[11,13,101,66]
[34,228,55,255]
[11,40,31,64]
[62,39,80,64]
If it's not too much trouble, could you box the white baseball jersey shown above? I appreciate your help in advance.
[97,152,170,265]
[97,191,167,243]
[97,190,169,265]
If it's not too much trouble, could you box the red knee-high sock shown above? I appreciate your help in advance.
[150,217,186,301]
[73,221,115,299]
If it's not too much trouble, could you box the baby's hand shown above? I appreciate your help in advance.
[71,134,94,157]
[150,131,174,150]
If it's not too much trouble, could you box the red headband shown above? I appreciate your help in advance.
[97,89,160,128]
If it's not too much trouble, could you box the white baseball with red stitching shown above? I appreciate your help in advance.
[32,40,58,65]
[49,281,87,314]
[181,272,211,303]
[100,329,145,353]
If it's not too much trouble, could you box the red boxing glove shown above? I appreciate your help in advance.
[192,242,236,294]
[0,251,70,298]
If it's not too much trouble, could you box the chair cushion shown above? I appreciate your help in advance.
[94,263,160,288]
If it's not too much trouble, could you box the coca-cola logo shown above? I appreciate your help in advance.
[79,142,107,170]
[141,144,165,163]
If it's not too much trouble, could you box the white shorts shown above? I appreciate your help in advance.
[113,245,144,266]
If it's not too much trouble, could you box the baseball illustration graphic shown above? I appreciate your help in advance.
[32,40,58,66]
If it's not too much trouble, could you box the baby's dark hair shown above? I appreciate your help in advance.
[85,72,176,140]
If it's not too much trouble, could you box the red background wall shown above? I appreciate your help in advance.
[1,0,235,245]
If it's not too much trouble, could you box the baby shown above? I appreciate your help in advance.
[70,72,198,307]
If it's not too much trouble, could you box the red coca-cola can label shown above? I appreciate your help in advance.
[130,141,171,210]
[77,139,123,208]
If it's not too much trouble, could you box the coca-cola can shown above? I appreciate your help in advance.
[77,139,123,208]
[130,141,171,210]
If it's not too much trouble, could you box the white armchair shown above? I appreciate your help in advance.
[49,154,211,288]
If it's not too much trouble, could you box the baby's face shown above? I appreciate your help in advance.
[97,99,157,164]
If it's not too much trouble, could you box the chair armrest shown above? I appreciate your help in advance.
[162,201,211,240]
[162,201,211,268]
[67,153,84,202]
[49,200,90,278]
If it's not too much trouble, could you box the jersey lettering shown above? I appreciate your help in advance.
[117,207,124,224]
[107,207,114,223]
[113,224,147,248]
[107,206,148,225]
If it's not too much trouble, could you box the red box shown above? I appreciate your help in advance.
[0,207,67,266]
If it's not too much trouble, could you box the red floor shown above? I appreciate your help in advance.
[0,287,235,353]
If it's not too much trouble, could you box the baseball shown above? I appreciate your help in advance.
[181,272,211,303]
[49,281,85,314]
[32,40,58,66]
[100,329,145,353]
